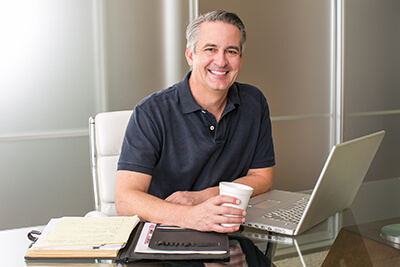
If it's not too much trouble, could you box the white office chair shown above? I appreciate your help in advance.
[85,110,133,217]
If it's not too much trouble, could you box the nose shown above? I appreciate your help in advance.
[213,50,228,67]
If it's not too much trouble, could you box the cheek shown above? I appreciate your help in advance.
[229,58,242,70]
[194,55,213,67]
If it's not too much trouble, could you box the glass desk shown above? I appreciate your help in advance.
[2,177,399,266]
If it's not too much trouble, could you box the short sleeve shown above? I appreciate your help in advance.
[117,106,161,175]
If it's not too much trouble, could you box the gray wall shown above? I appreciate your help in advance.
[0,0,398,230]
[0,0,192,230]
[200,0,334,191]
[343,0,400,181]
[103,0,192,111]
[200,0,400,190]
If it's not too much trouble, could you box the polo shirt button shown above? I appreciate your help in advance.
[202,110,206,114]
[210,125,215,131]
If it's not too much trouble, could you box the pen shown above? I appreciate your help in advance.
[92,244,106,249]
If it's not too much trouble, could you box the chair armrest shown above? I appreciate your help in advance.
[84,210,110,218]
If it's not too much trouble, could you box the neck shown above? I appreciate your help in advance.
[202,96,228,122]
[189,81,228,123]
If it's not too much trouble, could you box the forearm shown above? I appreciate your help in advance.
[164,186,219,206]
[202,167,274,199]
[192,186,219,204]
[166,167,273,206]
[115,188,191,227]
[232,166,274,197]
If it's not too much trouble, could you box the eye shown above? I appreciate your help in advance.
[226,49,239,56]
[204,47,216,53]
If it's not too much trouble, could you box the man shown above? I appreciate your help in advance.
[115,10,275,233]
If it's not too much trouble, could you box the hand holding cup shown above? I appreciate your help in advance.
[219,182,253,227]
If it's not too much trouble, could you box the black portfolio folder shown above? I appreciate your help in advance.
[117,222,230,262]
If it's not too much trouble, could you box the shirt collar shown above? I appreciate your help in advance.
[178,71,241,114]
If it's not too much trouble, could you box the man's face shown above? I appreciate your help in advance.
[186,21,243,94]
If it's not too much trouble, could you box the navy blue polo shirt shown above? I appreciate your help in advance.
[118,71,275,199]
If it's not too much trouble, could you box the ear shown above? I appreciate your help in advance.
[185,47,194,66]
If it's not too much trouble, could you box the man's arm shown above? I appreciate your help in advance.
[114,170,247,233]
[235,166,274,196]
[165,166,274,205]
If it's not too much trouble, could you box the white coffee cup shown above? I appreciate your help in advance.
[219,182,253,226]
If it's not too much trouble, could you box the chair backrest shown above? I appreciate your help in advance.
[89,110,132,216]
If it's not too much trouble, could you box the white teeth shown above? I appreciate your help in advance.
[210,70,227,75]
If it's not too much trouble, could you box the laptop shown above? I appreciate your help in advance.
[244,130,385,236]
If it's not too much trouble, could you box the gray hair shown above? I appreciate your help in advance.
[186,10,247,55]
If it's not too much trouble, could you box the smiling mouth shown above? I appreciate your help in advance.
[209,70,228,75]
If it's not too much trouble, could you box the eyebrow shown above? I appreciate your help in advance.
[202,43,217,49]
[202,43,240,52]
[226,45,240,52]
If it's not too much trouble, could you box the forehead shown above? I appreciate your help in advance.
[197,21,241,47]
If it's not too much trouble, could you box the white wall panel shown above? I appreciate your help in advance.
[0,0,99,230]
[0,0,194,230]
[0,0,98,136]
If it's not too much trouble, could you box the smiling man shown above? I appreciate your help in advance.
[115,10,275,233]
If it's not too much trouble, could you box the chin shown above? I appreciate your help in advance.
[206,80,233,91]
[208,85,230,92]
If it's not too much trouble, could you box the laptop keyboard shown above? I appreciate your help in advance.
[262,197,309,225]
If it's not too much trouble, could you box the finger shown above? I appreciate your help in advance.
[165,191,179,201]
[228,245,241,254]
[211,195,241,206]
[211,223,241,233]
[166,197,194,205]
[219,205,247,217]
[228,252,247,265]
[165,196,180,203]
[219,214,246,226]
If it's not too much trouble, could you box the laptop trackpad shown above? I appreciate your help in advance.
[253,200,280,209]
